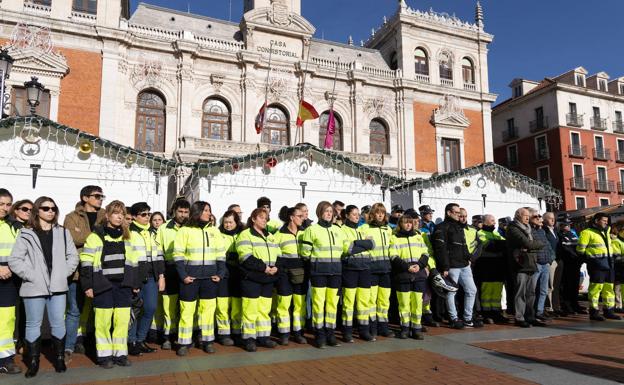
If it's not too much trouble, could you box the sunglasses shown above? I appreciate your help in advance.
[89,194,106,200]
[532,215,542,219]
[137,212,151,217]
[18,207,31,212]
[39,206,58,213]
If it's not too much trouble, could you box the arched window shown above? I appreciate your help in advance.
[202,98,231,140]
[439,52,453,81]
[135,90,166,152]
[262,105,290,146]
[369,119,389,155]
[414,48,429,76]
[389,51,398,71]
[462,57,475,84]
[73,0,97,14]
[318,110,343,151]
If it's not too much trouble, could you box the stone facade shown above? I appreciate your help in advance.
[0,0,495,178]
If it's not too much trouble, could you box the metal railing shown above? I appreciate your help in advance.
[566,113,584,127]
[616,151,624,163]
[529,116,549,132]
[618,182,624,194]
[591,116,608,131]
[593,148,611,161]
[595,180,615,193]
[535,148,549,161]
[502,128,519,142]
[568,144,586,158]
[570,177,589,191]
[614,120,624,133]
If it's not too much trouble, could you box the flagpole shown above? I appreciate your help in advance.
[261,41,274,132]
[323,57,339,149]
[294,43,312,145]
[330,56,339,110]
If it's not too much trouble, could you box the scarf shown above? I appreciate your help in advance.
[512,219,533,240]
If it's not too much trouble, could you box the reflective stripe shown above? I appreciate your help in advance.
[102,253,125,262]
[185,260,217,266]
[83,247,101,254]
[280,240,298,247]
[102,267,124,275]
[240,253,253,262]
[280,253,299,259]
[81,261,93,267]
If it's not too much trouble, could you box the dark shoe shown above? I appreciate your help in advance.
[370,320,378,338]
[470,319,484,328]
[529,319,547,327]
[52,336,67,373]
[422,314,440,327]
[604,310,623,320]
[245,339,257,353]
[574,307,589,315]
[25,338,41,378]
[359,330,376,342]
[342,330,354,343]
[316,333,327,349]
[450,319,464,329]
[0,360,21,375]
[292,332,307,345]
[327,333,341,347]
[128,342,143,356]
[411,329,425,340]
[536,314,551,322]
[176,345,189,356]
[259,338,277,348]
[219,336,235,346]
[398,327,409,339]
[277,334,290,346]
[614,307,624,314]
[514,320,531,328]
[115,356,132,367]
[202,342,216,353]
[146,329,158,344]
[161,340,172,350]
[99,358,115,369]
[377,322,395,338]
[589,309,606,321]
[139,341,156,353]
[73,341,86,355]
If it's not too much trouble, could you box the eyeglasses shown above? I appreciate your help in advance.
[18,207,31,212]
[39,206,58,213]
[137,212,151,218]
[532,215,542,219]
[89,194,106,200]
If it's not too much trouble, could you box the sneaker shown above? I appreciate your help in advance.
[293,334,307,344]
[359,331,376,342]
[467,319,484,328]
[0,360,21,374]
[202,342,216,353]
[529,319,547,327]
[535,314,551,322]
[161,340,172,350]
[245,339,257,353]
[128,342,143,356]
[219,336,235,346]
[99,359,115,369]
[64,351,73,365]
[115,356,132,367]
[450,319,464,329]
[176,345,189,356]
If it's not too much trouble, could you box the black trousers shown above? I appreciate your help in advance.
[561,257,583,310]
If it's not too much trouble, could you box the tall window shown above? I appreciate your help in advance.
[135,90,166,152]
[507,144,518,167]
[369,119,389,155]
[414,48,429,76]
[575,197,586,209]
[535,135,548,160]
[73,0,97,14]
[593,107,601,119]
[595,136,604,151]
[389,52,398,71]
[461,57,475,84]
[573,164,583,179]
[318,111,343,151]
[201,98,231,140]
[261,105,289,146]
[441,138,460,172]
[439,57,453,80]
[575,74,585,87]
[570,132,580,147]
[537,166,550,184]
[597,166,607,182]
[11,86,51,117]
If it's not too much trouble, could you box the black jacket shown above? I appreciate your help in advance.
[505,222,544,274]
[544,226,560,260]
[431,217,471,271]
[558,230,579,261]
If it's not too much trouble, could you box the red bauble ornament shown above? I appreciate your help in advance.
[265,157,278,168]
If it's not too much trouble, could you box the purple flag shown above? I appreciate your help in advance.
[324,109,336,149]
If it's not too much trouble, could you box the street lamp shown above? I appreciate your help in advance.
[24,76,45,116]
[0,49,14,117]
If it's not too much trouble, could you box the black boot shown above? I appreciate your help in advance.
[25,338,41,378]
[377,322,395,338]
[369,320,378,338]
[342,326,354,343]
[358,324,375,341]
[52,335,67,373]
[292,331,307,344]
[315,328,327,349]
[411,328,424,340]
[604,308,622,320]
[398,326,409,339]
[589,308,605,321]
[326,329,340,347]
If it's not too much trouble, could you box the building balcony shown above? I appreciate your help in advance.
[529,117,549,133]
[566,113,584,127]
[614,120,624,134]
[569,144,586,158]
[440,78,454,87]
[502,128,519,142]
[595,180,615,193]
[618,182,624,194]
[570,177,589,191]
[591,117,608,131]
[593,148,611,161]
[616,151,624,163]
[463,83,477,91]
[535,148,550,161]
[414,73,430,83]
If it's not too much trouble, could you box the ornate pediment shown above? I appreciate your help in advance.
[431,94,470,128]
[242,5,315,37]
[7,47,69,78]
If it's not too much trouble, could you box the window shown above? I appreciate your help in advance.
[27,0,51,5]
[461,57,475,84]
[369,119,389,155]
[261,105,290,146]
[513,85,522,98]
[618,139,624,154]
[599,79,607,91]
[414,48,429,76]
[535,135,548,160]
[135,90,166,152]
[620,169,624,184]
[507,144,518,166]
[620,84,624,95]
[439,54,453,80]
[575,74,585,87]
[318,111,343,151]
[535,106,544,123]
[441,138,461,172]
[10,86,51,118]
[616,111,622,123]
[573,164,583,179]
[595,136,604,151]
[569,103,577,115]
[570,132,581,147]
[389,52,398,71]
[575,197,586,209]
[73,0,97,14]
[537,166,550,184]
[593,107,601,119]
[600,198,610,207]
[597,166,607,182]
[201,98,231,140]
[505,118,517,140]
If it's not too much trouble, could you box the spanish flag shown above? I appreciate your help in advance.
[296,100,319,128]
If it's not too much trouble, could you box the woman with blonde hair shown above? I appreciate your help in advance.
[80,201,140,369]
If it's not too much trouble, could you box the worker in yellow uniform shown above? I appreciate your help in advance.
[359,203,394,338]
[80,201,140,369]
[155,199,190,350]
[340,205,375,342]
[257,197,281,234]
[273,206,308,346]
[610,220,624,313]
[390,212,429,340]
[577,213,621,321]
[0,188,21,375]
[300,201,348,349]
[174,201,226,356]
[237,208,281,352]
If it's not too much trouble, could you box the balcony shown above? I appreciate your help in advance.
[463,83,477,91]
[566,113,584,127]
[595,180,615,193]
[502,128,519,142]
[593,148,611,161]
[618,182,624,194]
[529,116,549,133]
[591,116,608,131]
[535,148,550,161]
[616,151,624,163]
[568,144,586,158]
[414,73,430,83]
[614,120,624,134]
[440,78,454,87]
[570,177,589,191]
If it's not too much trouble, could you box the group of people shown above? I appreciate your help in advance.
[0,185,622,377]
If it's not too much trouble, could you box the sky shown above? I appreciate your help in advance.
[131,0,624,104]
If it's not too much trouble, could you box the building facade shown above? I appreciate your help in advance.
[0,0,495,182]
[493,67,624,210]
